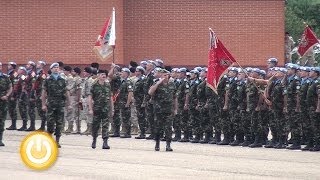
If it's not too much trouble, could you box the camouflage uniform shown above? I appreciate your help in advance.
[285,74,301,148]
[298,77,312,149]
[133,75,146,138]
[172,78,182,141]
[143,72,155,139]
[307,77,320,150]
[68,75,82,133]
[153,81,175,150]
[43,74,67,138]
[176,78,190,142]
[64,74,75,133]
[118,78,133,137]
[129,76,139,135]
[264,80,277,148]
[0,72,12,145]
[189,78,201,142]
[82,76,94,134]
[110,74,121,136]
[90,81,112,140]
[216,75,228,144]
[221,77,237,145]
[33,69,47,130]
[197,79,212,143]
[25,70,36,131]
[17,73,28,131]
[270,79,286,148]
[6,70,18,130]
[245,81,261,147]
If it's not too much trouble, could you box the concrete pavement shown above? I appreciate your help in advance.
[0,120,319,180]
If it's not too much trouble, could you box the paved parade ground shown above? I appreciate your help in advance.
[0,121,319,180]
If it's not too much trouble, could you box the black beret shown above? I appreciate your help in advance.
[91,62,99,69]
[98,69,108,74]
[91,68,98,75]
[130,61,139,68]
[129,67,136,73]
[73,67,81,74]
[57,61,64,67]
[84,67,92,74]
[64,66,72,72]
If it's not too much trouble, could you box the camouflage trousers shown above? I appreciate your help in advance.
[8,98,17,122]
[111,100,121,134]
[135,101,146,134]
[273,109,286,142]
[301,110,313,145]
[154,112,173,142]
[36,97,47,126]
[18,93,28,123]
[219,109,230,140]
[231,109,244,141]
[47,103,64,137]
[267,110,277,141]
[178,106,190,137]
[287,109,301,143]
[119,103,131,135]
[248,110,261,140]
[64,96,80,128]
[209,105,220,135]
[310,110,320,145]
[259,110,270,142]
[199,106,211,135]
[82,97,93,124]
[0,100,8,134]
[92,108,110,139]
[28,96,36,126]
[189,108,201,137]
[130,100,139,131]
[146,102,155,135]
[242,110,253,142]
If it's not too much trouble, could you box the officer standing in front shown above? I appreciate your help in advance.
[42,63,70,148]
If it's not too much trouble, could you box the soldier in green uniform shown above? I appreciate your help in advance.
[6,62,18,130]
[297,67,312,150]
[133,66,147,139]
[33,61,47,130]
[0,62,13,146]
[148,68,176,151]
[17,66,29,131]
[25,61,36,131]
[118,68,133,138]
[42,63,70,148]
[221,67,238,145]
[108,64,121,137]
[284,64,301,149]
[171,68,182,141]
[88,70,113,149]
[306,67,320,151]
[176,68,190,142]
[142,61,156,140]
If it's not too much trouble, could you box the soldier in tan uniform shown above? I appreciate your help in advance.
[70,67,83,134]
[81,67,94,135]
[63,66,74,133]
[285,32,295,64]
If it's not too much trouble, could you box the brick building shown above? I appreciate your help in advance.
[0,0,285,68]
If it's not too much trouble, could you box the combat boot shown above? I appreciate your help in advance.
[264,139,277,148]
[6,119,17,130]
[17,120,27,131]
[200,132,211,144]
[37,121,46,131]
[178,132,189,142]
[64,123,73,134]
[110,128,120,137]
[146,134,155,140]
[302,141,313,151]
[310,145,320,152]
[166,141,173,151]
[217,134,230,145]
[56,136,61,148]
[209,132,221,144]
[135,129,146,139]
[190,134,201,143]
[249,135,263,148]
[0,133,5,146]
[102,139,110,149]
[274,137,286,149]
[155,139,160,151]
[172,131,181,142]
[83,124,92,136]
[287,139,301,150]
[92,137,97,149]
[26,120,36,131]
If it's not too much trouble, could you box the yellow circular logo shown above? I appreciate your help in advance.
[20,131,59,170]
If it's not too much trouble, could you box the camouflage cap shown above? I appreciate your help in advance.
[310,67,320,73]
[28,61,36,66]
[267,57,278,63]
[299,66,311,72]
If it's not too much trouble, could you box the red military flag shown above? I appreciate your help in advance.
[93,7,116,61]
[297,25,319,57]
[206,28,236,93]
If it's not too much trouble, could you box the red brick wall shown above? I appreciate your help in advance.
[0,0,284,68]
[0,0,124,66]
[124,0,285,67]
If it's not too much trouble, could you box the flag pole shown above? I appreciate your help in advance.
[112,46,115,63]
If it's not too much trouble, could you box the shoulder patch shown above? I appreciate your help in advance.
[21,75,26,81]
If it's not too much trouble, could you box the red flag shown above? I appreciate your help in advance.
[206,29,236,92]
[297,26,319,57]
[93,7,116,61]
